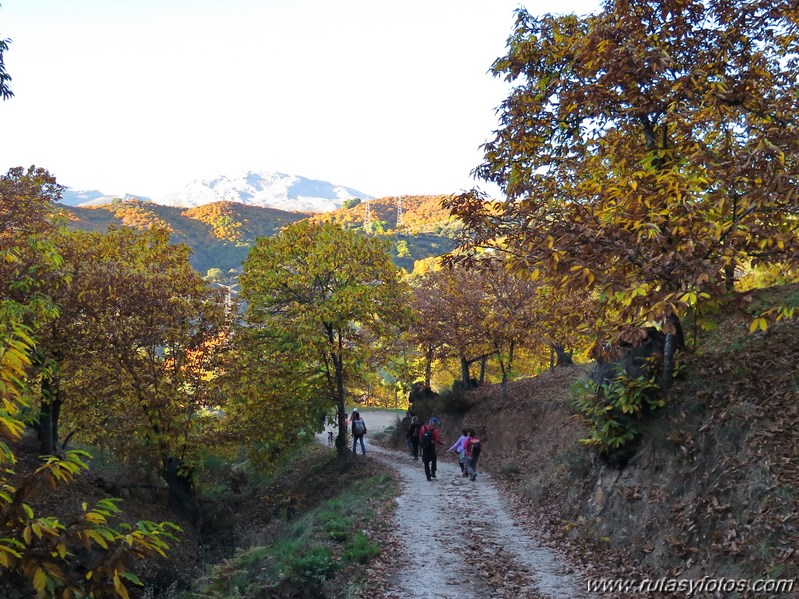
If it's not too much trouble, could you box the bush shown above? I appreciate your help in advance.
[572,374,662,453]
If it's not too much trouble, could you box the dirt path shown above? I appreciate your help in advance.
[330,411,592,599]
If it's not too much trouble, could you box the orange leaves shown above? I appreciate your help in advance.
[446,0,799,345]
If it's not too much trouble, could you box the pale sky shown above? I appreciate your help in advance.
[0,0,600,199]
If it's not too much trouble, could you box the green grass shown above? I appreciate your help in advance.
[343,531,381,564]
[192,471,395,597]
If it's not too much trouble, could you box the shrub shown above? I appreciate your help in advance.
[572,374,662,453]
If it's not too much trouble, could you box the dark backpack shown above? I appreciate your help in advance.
[353,419,366,435]
[420,426,435,449]
[468,438,481,460]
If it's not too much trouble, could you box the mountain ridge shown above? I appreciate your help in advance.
[60,195,458,274]
[60,170,373,213]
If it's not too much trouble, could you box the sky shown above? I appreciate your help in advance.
[0,0,600,200]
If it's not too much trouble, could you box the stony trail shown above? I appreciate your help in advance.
[326,411,593,599]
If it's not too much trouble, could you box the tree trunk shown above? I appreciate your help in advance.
[460,356,471,387]
[551,343,574,367]
[498,352,508,384]
[38,376,61,454]
[335,401,348,455]
[333,339,350,458]
[38,407,53,455]
[724,263,736,291]
[660,314,683,390]
[497,351,510,400]
[161,457,200,524]
[424,346,433,389]
[661,331,676,390]
[479,355,487,384]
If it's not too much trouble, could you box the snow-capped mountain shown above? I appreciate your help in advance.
[156,171,371,212]
[59,190,151,207]
[59,171,372,213]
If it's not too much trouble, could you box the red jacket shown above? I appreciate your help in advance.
[419,425,441,446]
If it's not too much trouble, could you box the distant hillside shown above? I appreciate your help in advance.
[306,195,458,234]
[305,195,461,271]
[59,195,460,274]
[60,200,310,274]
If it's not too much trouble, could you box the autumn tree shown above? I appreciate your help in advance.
[0,167,66,456]
[447,0,799,388]
[0,176,180,598]
[413,266,492,387]
[480,262,550,382]
[481,262,601,377]
[240,221,412,456]
[368,328,422,407]
[0,276,183,599]
[408,272,450,389]
[411,256,600,390]
[219,325,333,468]
[38,228,228,523]
[0,167,63,310]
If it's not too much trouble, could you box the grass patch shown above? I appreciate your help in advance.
[343,531,381,564]
[192,472,396,597]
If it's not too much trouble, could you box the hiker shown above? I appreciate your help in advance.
[418,417,442,481]
[465,428,482,481]
[406,415,421,460]
[351,409,367,455]
[446,428,470,477]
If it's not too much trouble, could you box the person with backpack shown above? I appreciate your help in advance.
[446,429,470,477]
[406,415,421,460]
[418,417,442,481]
[351,409,367,455]
[465,428,482,481]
